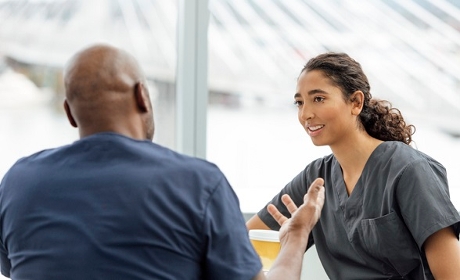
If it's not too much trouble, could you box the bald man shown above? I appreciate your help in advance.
[0,44,324,280]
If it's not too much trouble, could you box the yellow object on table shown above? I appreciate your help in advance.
[249,230,281,272]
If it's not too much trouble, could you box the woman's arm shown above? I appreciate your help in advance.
[246,214,270,230]
[424,226,460,279]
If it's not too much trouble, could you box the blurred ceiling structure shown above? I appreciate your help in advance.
[0,0,459,134]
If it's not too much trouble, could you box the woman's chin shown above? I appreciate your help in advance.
[310,138,327,147]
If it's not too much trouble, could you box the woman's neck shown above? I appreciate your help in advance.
[330,132,383,195]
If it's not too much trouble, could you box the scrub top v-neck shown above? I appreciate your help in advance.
[258,141,460,280]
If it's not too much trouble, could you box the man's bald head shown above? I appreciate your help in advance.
[63,44,154,140]
[64,44,145,101]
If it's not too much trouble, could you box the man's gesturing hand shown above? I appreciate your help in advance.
[267,178,325,243]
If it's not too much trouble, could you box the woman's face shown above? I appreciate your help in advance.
[295,70,358,147]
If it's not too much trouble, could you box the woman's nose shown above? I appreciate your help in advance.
[299,106,313,122]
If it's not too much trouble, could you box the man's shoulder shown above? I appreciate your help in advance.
[156,146,225,180]
[100,133,226,181]
[9,145,70,168]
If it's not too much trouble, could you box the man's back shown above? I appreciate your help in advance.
[0,132,261,279]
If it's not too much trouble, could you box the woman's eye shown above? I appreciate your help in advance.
[293,100,303,107]
[313,96,325,102]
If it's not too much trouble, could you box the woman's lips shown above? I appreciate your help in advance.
[307,125,324,136]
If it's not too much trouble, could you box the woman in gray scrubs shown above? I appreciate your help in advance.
[247,52,460,279]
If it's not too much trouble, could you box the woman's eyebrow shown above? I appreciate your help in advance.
[294,89,328,98]
[308,89,328,95]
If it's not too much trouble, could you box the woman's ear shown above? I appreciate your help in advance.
[350,91,364,115]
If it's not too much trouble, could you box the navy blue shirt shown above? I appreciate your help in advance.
[0,133,261,279]
[259,141,460,279]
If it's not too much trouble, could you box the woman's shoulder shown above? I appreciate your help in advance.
[375,141,445,171]
[306,153,335,167]
[301,153,337,177]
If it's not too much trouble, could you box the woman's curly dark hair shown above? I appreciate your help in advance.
[301,52,415,145]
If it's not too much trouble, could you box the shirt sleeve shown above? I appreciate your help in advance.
[396,158,460,249]
[0,242,10,278]
[202,176,262,280]
[0,175,11,277]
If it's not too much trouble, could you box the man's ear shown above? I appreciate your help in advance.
[350,90,364,115]
[134,82,149,113]
[63,100,78,128]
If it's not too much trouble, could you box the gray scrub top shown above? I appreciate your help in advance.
[258,141,460,280]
